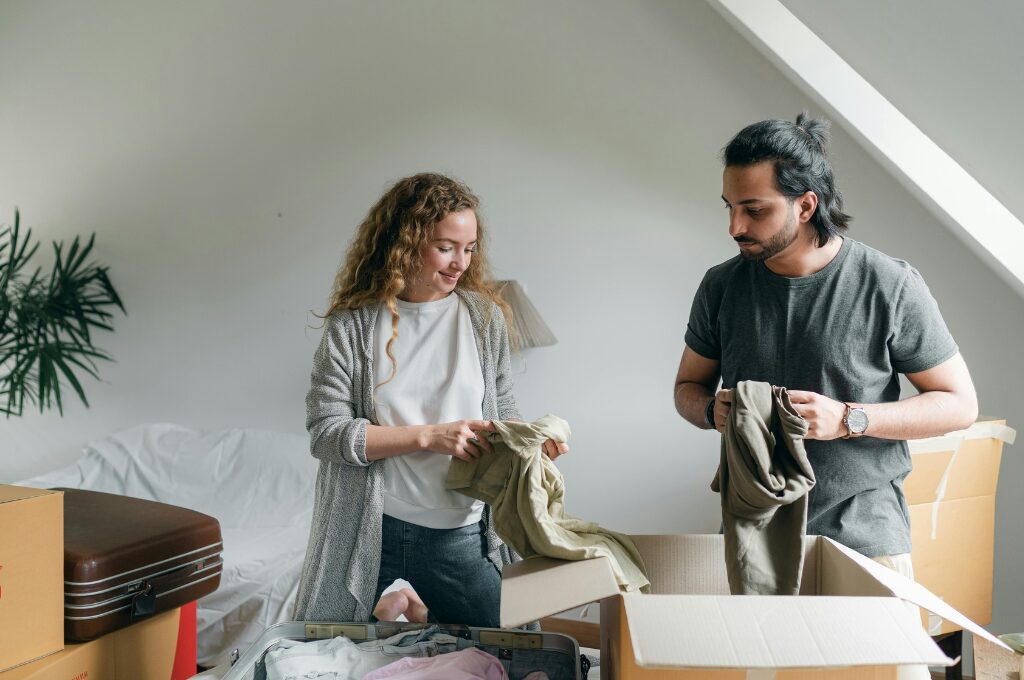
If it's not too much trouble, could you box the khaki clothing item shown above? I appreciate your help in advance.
[711,381,814,595]
[446,415,650,593]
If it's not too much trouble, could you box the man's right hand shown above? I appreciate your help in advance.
[714,388,733,433]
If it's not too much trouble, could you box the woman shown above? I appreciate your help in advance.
[293,173,567,627]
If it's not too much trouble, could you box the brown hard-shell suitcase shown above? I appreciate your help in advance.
[58,487,223,641]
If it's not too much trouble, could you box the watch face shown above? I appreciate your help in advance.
[847,409,869,433]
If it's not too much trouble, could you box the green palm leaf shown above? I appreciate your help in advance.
[0,209,125,417]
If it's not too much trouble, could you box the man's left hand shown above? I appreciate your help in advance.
[787,390,847,440]
[543,439,570,460]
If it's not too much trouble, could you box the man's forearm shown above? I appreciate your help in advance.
[675,382,716,430]
[859,391,978,440]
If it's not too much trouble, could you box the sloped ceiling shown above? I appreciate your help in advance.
[779,0,1024,224]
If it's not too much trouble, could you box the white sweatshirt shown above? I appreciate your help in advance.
[373,294,485,529]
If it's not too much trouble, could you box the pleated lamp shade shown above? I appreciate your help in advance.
[495,280,557,348]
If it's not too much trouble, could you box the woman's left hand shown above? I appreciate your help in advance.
[542,439,570,460]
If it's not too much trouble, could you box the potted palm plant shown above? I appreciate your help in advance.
[1,209,125,416]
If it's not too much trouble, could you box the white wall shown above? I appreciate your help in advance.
[2,0,1021,641]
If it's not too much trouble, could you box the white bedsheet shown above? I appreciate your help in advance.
[197,527,308,666]
[17,423,318,667]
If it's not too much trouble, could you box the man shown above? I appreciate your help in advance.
[674,113,978,576]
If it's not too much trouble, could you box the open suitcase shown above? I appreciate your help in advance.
[217,621,587,680]
[59,487,224,641]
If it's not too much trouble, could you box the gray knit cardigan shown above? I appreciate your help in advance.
[292,289,523,622]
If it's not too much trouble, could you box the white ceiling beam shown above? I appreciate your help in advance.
[707,0,1024,299]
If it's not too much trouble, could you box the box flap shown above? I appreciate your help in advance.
[822,538,1013,652]
[908,420,1015,455]
[500,555,620,628]
[622,593,951,668]
[0,485,58,504]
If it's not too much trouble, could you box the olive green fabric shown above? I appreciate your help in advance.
[447,414,650,593]
[711,381,814,595]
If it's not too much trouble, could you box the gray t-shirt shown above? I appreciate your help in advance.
[685,238,958,557]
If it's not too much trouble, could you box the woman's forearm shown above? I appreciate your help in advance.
[365,424,430,461]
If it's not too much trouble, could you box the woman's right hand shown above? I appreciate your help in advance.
[422,420,496,461]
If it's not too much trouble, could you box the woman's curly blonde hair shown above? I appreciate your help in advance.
[323,172,513,385]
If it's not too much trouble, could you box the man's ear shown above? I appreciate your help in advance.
[798,190,818,223]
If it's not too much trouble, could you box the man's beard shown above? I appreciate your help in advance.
[738,211,800,262]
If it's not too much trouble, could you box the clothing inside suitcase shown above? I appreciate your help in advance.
[223,621,584,680]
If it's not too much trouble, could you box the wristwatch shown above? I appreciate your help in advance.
[843,403,869,438]
[704,397,717,428]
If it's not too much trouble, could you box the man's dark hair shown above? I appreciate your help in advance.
[723,112,851,246]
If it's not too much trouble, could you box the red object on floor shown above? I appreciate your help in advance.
[171,600,198,680]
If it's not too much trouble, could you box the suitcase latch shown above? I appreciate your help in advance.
[305,623,369,640]
[130,582,156,621]
[478,631,543,649]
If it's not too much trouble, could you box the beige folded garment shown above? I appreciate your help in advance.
[447,415,650,593]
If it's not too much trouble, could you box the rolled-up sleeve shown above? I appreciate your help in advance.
[887,268,958,375]
[684,271,720,361]
[305,315,372,466]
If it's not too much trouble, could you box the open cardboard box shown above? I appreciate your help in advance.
[502,534,1013,679]
[905,418,1015,634]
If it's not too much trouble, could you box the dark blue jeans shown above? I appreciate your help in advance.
[374,514,501,627]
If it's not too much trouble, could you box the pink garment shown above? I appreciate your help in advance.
[361,647,508,680]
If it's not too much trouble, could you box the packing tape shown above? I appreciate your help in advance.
[929,434,965,541]
[909,422,1016,455]
[747,671,776,680]
[923,421,1017,540]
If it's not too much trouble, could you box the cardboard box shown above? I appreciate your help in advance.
[0,486,64,672]
[501,534,1012,679]
[0,635,115,680]
[906,418,1016,634]
[0,602,197,680]
[973,634,1024,680]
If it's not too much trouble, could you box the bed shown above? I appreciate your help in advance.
[17,423,317,667]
